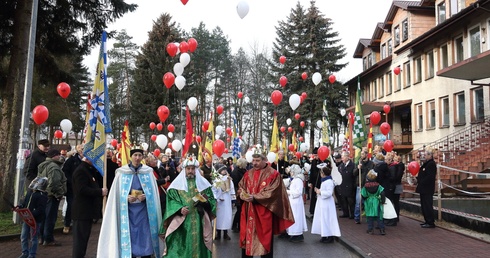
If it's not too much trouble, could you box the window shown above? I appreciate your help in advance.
[454,36,464,62]
[440,97,450,127]
[469,26,481,57]
[440,44,449,69]
[394,25,400,46]
[438,2,447,24]
[415,56,422,83]
[387,39,392,56]
[473,88,484,121]
[427,100,436,129]
[381,43,386,59]
[386,72,391,95]
[396,70,401,91]
[426,51,434,79]
[363,57,368,70]
[416,104,423,130]
[377,78,383,98]
[402,19,409,41]
[455,92,466,124]
[379,76,384,98]
[372,80,377,100]
[404,62,411,87]
[367,53,373,68]
[450,0,458,16]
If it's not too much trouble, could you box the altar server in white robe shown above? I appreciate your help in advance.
[286,160,308,242]
[212,163,235,240]
[311,164,341,243]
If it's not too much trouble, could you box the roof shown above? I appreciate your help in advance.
[353,39,372,58]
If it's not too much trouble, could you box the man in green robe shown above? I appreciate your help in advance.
[163,155,216,258]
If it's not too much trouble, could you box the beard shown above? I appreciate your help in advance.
[186,174,195,179]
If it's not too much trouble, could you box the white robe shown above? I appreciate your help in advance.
[286,177,308,236]
[311,178,341,237]
[212,175,235,230]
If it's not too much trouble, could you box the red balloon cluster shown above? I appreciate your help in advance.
[380,122,391,135]
[288,144,296,152]
[156,123,163,131]
[163,72,175,89]
[271,90,283,106]
[383,140,394,152]
[32,105,49,125]
[166,43,178,57]
[216,105,224,115]
[203,121,210,131]
[280,126,286,133]
[328,75,336,84]
[54,130,63,139]
[213,139,225,157]
[408,161,420,176]
[179,41,189,53]
[370,111,381,125]
[237,92,243,99]
[149,122,156,130]
[317,146,330,161]
[157,105,170,123]
[301,72,308,80]
[188,38,198,52]
[300,121,305,127]
[288,127,293,133]
[168,124,175,133]
[57,82,71,99]
[151,135,157,142]
[295,113,300,120]
[153,149,161,157]
[279,76,288,87]
[279,56,286,64]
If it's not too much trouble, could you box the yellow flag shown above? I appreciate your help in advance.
[292,131,297,152]
[269,115,279,153]
[203,113,214,161]
[281,135,287,161]
[121,120,131,166]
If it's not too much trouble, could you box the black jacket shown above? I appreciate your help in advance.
[354,158,374,187]
[62,153,83,196]
[72,161,103,220]
[416,159,437,195]
[21,190,48,222]
[26,149,47,181]
[338,160,356,197]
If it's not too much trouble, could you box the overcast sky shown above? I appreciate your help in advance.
[84,0,400,83]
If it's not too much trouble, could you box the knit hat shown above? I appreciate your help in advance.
[37,139,50,147]
[47,149,61,158]
[130,148,144,156]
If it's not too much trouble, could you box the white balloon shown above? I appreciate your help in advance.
[60,119,72,133]
[236,1,250,19]
[168,132,173,138]
[316,120,323,128]
[141,142,149,151]
[173,63,184,76]
[300,143,309,152]
[62,132,67,139]
[216,125,224,135]
[312,72,322,85]
[180,52,190,67]
[245,151,254,163]
[172,139,182,152]
[244,96,250,103]
[175,75,186,90]
[174,42,180,55]
[286,118,292,125]
[187,97,198,111]
[289,94,301,111]
[339,133,345,143]
[340,108,346,117]
[267,152,276,163]
[156,134,168,149]
[215,134,220,140]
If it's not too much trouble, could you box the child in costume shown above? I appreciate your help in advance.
[361,170,386,235]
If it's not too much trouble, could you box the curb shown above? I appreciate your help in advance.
[0,227,64,243]
[337,236,370,258]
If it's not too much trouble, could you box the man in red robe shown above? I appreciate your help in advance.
[238,153,294,257]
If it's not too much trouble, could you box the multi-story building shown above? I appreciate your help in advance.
[345,0,490,184]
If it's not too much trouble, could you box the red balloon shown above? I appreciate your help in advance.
[163,72,175,89]
[156,123,163,131]
[271,90,283,106]
[227,137,231,142]
[279,76,288,87]
[317,146,330,161]
[383,140,394,152]
[168,124,175,133]
[393,66,401,75]
[370,111,381,125]
[57,82,71,99]
[299,136,304,142]
[226,127,232,136]
[224,148,229,154]
[179,41,189,53]
[166,43,178,57]
[300,95,305,104]
[384,104,391,114]
[149,122,156,130]
[181,0,189,5]
[237,92,243,99]
[151,135,157,142]
[301,92,307,100]
[300,121,305,127]
[279,55,286,64]
[153,149,161,157]
[54,130,63,139]
[408,161,420,176]
[295,113,300,120]
[213,139,225,157]
[168,143,172,149]
[280,126,286,133]
[288,127,293,133]
[301,72,307,80]
[295,151,302,160]
[203,121,210,131]
[216,105,224,115]
[117,143,122,150]
[328,75,336,84]
[188,38,198,52]
[111,139,118,147]
[32,105,49,125]
[157,105,170,123]
[195,135,202,143]
[380,122,391,136]
[288,144,296,152]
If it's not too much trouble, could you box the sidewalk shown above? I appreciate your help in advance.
[1,210,489,257]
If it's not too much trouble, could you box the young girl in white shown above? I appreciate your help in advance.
[286,160,308,242]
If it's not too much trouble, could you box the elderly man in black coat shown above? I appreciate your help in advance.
[338,151,356,219]
[71,158,108,258]
[416,149,437,228]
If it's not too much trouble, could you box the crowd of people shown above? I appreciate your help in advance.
[15,138,437,258]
